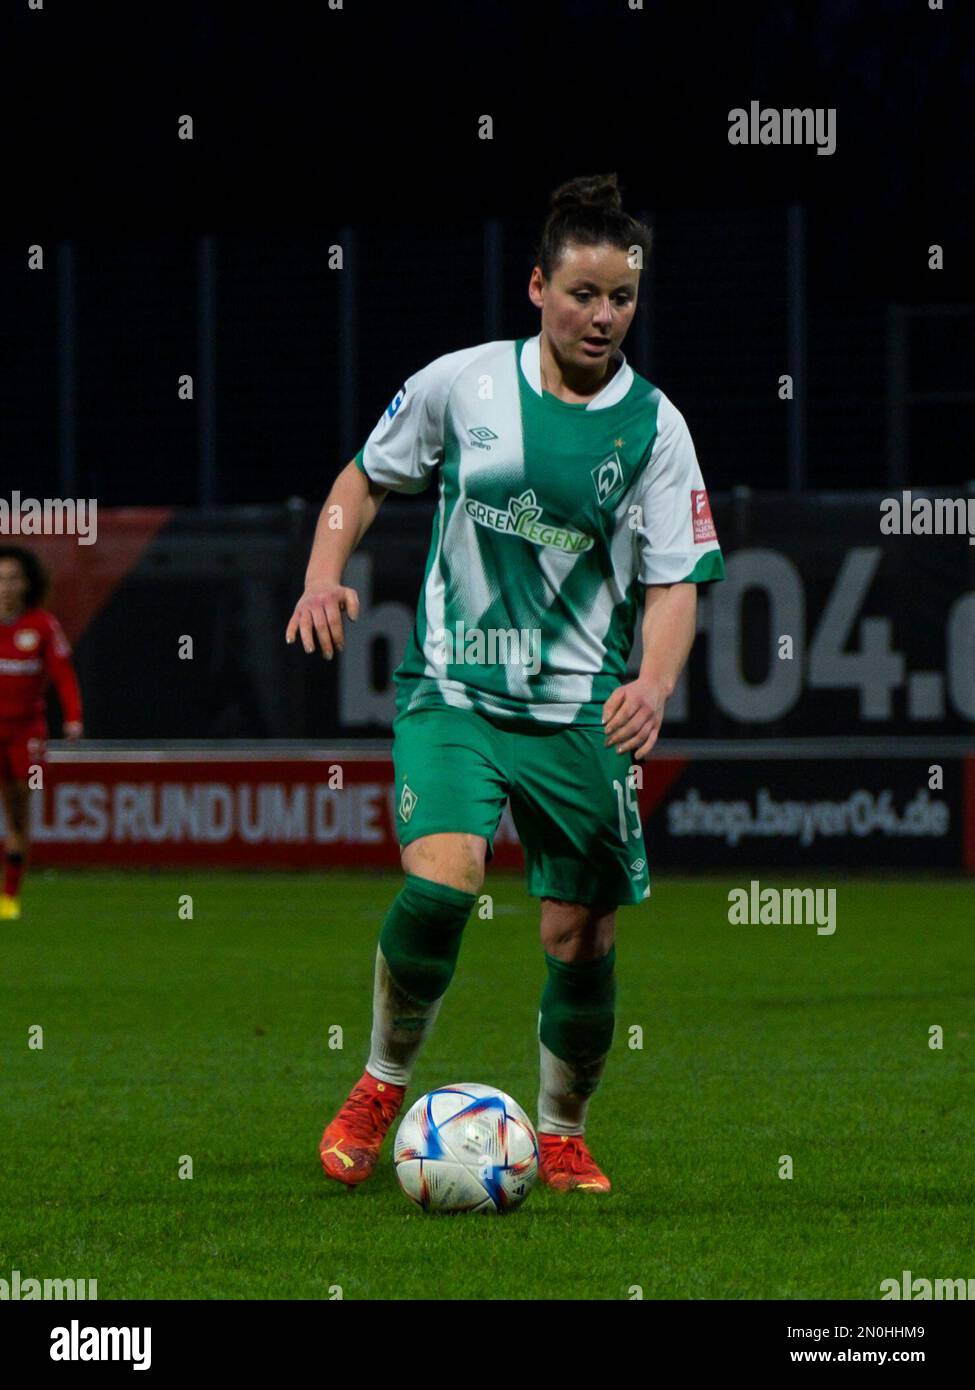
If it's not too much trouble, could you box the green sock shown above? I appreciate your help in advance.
[537,947,616,1135]
[367,873,477,1086]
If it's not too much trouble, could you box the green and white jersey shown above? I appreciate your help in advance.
[354,334,724,728]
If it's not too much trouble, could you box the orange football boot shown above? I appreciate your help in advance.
[538,1133,612,1192]
[319,1071,406,1185]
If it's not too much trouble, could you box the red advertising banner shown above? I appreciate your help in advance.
[25,754,683,869]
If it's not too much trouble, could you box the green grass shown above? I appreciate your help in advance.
[1,871,972,1300]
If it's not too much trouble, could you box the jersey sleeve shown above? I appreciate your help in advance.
[43,615,83,725]
[633,394,725,586]
[354,354,456,495]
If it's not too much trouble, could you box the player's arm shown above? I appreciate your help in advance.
[45,617,84,739]
[286,460,388,659]
[603,393,723,758]
[639,581,697,697]
[603,582,697,759]
[287,360,451,659]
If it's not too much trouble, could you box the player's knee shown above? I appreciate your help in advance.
[402,833,486,895]
[540,900,616,960]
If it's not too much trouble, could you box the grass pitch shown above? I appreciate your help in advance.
[1,870,972,1300]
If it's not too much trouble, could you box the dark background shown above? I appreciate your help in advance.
[3,0,974,504]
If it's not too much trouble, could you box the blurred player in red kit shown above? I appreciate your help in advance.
[0,547,83,919]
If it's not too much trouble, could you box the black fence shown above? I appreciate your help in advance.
[6,212,974,509]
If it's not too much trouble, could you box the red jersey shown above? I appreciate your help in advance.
[0,607,83,736]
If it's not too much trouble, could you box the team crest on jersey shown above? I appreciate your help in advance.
[465,489,593,554]
[399,781,418,823]
[591,451,625,506]
[468,426,498,450]
[13,629,40,651]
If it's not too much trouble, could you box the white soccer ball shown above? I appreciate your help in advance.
[393,1082,539,1214]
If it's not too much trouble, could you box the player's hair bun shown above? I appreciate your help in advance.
[548,173,623,214]
[535,172,651,279]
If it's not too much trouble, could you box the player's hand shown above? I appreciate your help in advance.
[63,721,83,741]
[285,584,360,659]
[601,677,668,760]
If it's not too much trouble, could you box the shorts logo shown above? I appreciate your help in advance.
[691,489,717,543]
[399,781,418,823]
[386,386,407,420]
[468,426,498,450]
[13,629,40,651]
[629,858,646,876]
[592,452,625,506]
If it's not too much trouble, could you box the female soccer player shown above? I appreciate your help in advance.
[287,174,724,1193]
[0,546,83,920]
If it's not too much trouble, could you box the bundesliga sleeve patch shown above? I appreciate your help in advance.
[691,489,717,543]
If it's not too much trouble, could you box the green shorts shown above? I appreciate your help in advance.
[391,705,651,908]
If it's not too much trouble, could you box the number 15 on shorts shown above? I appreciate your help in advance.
[613,776,642,842]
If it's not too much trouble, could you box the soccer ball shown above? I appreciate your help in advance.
[393,1082,539,1214]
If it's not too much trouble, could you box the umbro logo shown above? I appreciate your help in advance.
[630,858,646,876]
[468,426,498,450]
